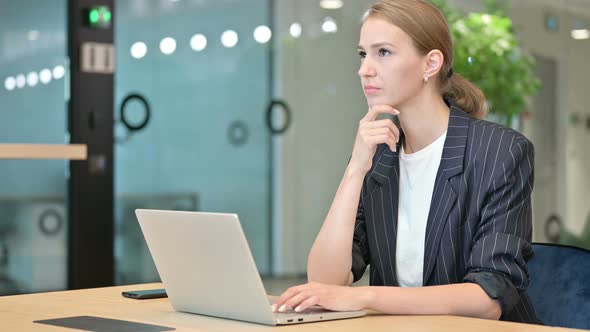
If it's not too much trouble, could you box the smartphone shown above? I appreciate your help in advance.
[121,288,167,299]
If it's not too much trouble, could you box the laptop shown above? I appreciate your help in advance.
[135,209,367,325]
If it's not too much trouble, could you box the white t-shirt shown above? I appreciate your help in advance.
[396,130,447,287]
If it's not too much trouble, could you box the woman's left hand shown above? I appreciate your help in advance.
[272,282,372,313]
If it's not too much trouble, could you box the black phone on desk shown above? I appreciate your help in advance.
[122,288,167,299]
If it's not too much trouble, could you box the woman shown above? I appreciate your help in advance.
[272,0,541,324]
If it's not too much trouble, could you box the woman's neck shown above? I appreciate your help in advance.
[397,92,450,154]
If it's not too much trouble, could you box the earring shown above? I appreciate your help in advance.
[423,75,429,83]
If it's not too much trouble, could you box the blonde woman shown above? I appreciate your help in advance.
[273,0,540,324]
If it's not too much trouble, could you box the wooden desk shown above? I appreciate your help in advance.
[0,283,581,331]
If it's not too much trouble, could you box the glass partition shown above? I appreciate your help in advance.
[113,0,273,283]
[0,0,69,295]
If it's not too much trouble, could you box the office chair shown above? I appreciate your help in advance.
[527,243,590,329]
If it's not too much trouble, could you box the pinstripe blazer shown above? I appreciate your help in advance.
[351,100,541,324]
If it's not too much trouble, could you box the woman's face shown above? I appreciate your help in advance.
[358,17,425,108]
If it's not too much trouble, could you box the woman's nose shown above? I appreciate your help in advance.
[358,58,376,78]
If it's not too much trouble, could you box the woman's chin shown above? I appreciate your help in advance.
[366,96,397,108]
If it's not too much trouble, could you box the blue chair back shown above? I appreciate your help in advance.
[527,243,590,329]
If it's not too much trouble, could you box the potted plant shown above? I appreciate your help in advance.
[431,0,541,128]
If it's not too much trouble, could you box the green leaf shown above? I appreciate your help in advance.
[429,0,541,125]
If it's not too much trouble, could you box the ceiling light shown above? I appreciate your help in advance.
[160,37,177,55]
[321,17,338,33]
[290,22,302,38]
[221,30,238,48]
[320,0,343,9]
[4,77,16,91]
[39,69,52,84]
[571,29,590,40]
[16,74,26,88]
[53,65,66,80]
[190,34,207,51]
[254,25,272,44]
[27,72,39,87]
[130,41,148,59]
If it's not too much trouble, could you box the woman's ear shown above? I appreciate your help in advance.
[424,49,444,80]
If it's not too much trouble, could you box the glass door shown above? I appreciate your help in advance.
[0,0,69,295]
[113,0,273,284]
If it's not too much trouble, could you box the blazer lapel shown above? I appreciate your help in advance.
[367,138,403,285]
[422,104,470,284]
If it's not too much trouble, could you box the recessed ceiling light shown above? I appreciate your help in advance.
[16,74,26,88]
[4,76,16,91]
[254,25,272,44]
[160,37,177,55]
[221,30,239,48]
[320,0,343,9]
[321,17,338,33]
[571,28,590,40]
[39,69,52,84]
[130,41,148,59]
[53,65,66,80]
[190,34,207,51]
[27,72,39,87]
[290,22,302,38]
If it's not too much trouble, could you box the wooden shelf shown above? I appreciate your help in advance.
[0,144,87,160]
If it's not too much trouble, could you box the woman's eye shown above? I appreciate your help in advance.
[358,51,366,58]
[379,48,391,56]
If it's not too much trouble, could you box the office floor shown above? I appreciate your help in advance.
[261,272,370,295]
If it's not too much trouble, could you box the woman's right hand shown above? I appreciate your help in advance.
[349,105,401,174]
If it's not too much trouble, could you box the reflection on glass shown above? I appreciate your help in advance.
[221,29,239,48]
[254,25,272,44]
[26,72,39,87]
[190,33,207,51]
[321,16,338,33]
[0,0,68,295]
[130,41,148,59]
[4,77,16,91]
[159,37,176,55]
[27,30,39,41]
[52,66,65,80]
[16,74,26,89]
[39,69,52,84]
[114,0,272,284]
[290,22,302,38]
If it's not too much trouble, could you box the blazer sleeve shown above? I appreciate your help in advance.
[351,179,370,283]
[463,137,535,316]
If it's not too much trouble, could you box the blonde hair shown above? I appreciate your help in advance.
[363,0,487,119]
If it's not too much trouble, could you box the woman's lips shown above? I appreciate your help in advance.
[363,85,381,94]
